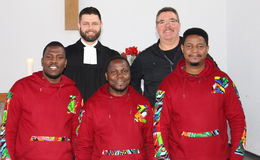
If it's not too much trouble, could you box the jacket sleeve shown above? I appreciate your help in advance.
[74,101,95,160]
[71,92,83,157]
[153,81,171,160]
[223,77,246,160]
[142,102,156,160]
[131,56,143,94]
[2,83,23,159]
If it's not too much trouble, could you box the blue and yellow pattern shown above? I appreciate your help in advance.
[235,128,246,156]
[232,82,240,99]
[212,76,229,94]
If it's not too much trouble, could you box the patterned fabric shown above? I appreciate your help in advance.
[0,92,13,160]
[212,76,229,94]
[67,95,79,114]
[153,90,170,160]
[232,82,240,99]
[76,109,85,136]
[181,129,220,138]
[235,128,247,156]
[102,149,140,156]
[30,136,70,142]
[134,105,148,123]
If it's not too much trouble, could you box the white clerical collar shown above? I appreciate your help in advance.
[81,39,98,48]
[81,39,98,64]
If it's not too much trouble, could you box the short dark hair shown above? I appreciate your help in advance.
[105,56,130,73]
[182,27,209,45]
[156,7,180,23]
[42,41,65,57]
[79,7,101,21]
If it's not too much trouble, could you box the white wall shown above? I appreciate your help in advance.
[0,0,227,93]
[0,0,78,92]
[227,0,260,154]
[1,0,258,155]
[81,0,227,70]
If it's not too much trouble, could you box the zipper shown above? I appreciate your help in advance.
[163,53,174,72]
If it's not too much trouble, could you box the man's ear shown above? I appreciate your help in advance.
[64,59,67,68]
[181,44,184,53]
[41,58,43,67]
[206,45,209,54]
[78,22,81,30]
[105,72,108,81]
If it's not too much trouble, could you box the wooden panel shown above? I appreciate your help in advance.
[0,93,7,102]
[65,0,79,30]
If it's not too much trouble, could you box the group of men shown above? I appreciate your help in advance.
[0,6,246,160]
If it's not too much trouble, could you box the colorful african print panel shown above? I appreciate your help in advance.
[0,92,13,160]
[153,90,170,160]
[102,149,140,156]
[181,129,219,138]
[134,105,148,123]
[212,76,229,94]
[30,136,70,142]
[235,128,246,156]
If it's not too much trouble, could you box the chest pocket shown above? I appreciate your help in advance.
[212,76,229,94]
[67,95,79,114]
[134,104,148,123]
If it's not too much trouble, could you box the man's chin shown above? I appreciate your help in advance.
[44,72,62,80]
[83,36,98,42]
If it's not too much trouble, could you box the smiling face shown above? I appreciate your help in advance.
[78,14,102,44]
[181,34,209,67]
[41,46,67,84]
[156,11,180,42]
[105,59,131,97]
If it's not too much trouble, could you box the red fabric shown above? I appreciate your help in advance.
[74,84,155,160]
[156,58,246,160]
[5,71,82,160]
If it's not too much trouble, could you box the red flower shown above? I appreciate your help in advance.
[121,46,140,56]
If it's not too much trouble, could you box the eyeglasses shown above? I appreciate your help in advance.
[156,19,179,25]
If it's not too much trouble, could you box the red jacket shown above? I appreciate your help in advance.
[2,71,82,160]
[74,84,154,160]
[153,58,246,160]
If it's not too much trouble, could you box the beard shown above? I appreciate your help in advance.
[190,62,200,66]
[80,28,101,42]
[110,85,128,93]
[43,71,62,80]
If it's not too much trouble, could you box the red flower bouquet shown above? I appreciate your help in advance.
[121,46,140,64]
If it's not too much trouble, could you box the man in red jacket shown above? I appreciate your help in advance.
[153,28,246,160]
[0,41,83,160]
[74,56,154,160]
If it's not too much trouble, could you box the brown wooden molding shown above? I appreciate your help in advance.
[0,93,7,102]
[65,0,79,30]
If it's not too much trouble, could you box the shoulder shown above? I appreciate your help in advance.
[129,86,151,103]
[137,43,158,58]
[97,42,119,56]
[132,43,159,68]
[9,75,35,98]
[211,69,235,86]
[62,75,81,92]
[12,75,33,88]
[66,40,80,49]
[65,40,82,52]
[159,70,178,90]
